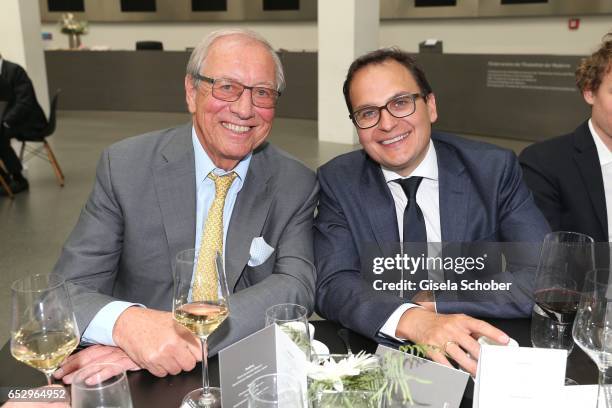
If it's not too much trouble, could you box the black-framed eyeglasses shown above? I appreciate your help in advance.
[350,93,424,129]
[193,73,281,109]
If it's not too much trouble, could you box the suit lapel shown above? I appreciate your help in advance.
[435,138,469,242]
[225,144,274,291]
[153,124,197,263]
[573,123,607,236]
[360,156,400,253]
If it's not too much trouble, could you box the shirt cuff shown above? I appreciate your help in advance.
[81,301,143,346]
[378,303,422,342]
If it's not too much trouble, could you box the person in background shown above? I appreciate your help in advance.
[520,32,612,243]
[0,53,47,194]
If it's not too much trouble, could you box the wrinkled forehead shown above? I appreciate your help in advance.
[202,35,276,81]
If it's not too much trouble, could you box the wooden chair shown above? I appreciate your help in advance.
[17,90,64,187]
[0,167,14,199]
[0,102,12,198]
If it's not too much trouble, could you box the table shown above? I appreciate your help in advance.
[0,319,598,407]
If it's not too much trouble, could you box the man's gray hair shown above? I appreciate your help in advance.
[186,28,285,93]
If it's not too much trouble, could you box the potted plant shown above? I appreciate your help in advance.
[59,13,88,49]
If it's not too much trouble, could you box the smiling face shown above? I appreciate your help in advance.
[349,59,438,176]
[584,66,612,151]
[185,34,277,170]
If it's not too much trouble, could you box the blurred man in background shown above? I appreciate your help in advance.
[520,32,612,243]
[0,53,47,194]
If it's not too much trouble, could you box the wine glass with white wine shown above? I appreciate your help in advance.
[10,273,80,386]
[173,249,230,407]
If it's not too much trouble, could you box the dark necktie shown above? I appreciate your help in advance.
[394,177,428,293]
[395,177,427,243]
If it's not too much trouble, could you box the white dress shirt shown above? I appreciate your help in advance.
[378,140,442,340]
[589,119,612,243]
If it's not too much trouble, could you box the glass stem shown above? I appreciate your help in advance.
[556,323,573,356]
[45,373,53,386]
[201,337,210,397]
[597,367,612,408]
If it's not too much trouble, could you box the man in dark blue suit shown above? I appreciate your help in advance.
[314,48,550,375]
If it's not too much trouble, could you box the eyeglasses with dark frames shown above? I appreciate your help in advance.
[193,73,281,109]
[350,93,424,129]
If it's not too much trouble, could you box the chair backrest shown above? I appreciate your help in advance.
[44,90,60,137]
[136,41,163,51]
[0,101,6,122]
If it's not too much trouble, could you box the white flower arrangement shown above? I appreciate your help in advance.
[307,352,381,392]
[307,345,436,407]
[59,13,88,35]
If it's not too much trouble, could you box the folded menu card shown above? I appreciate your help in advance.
[473,345,566,408]
[376,345,469,408]
[219,324,307,408]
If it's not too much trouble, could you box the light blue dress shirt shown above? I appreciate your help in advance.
[81,127,250,345]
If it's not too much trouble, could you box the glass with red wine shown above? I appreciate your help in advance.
[531,231,595,385]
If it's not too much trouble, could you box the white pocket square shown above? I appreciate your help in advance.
[248,236,275,267]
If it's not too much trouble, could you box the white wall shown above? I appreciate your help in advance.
[318,0,379,144]
[41,15,611,55]
[1,1,27,62]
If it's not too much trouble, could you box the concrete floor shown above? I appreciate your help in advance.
[0,110,530,345]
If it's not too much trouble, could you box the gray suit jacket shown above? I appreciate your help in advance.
[53,123,318,355]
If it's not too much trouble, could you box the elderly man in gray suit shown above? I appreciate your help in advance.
[52,29,318,382]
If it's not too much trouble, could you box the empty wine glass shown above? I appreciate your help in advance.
[573,268,612,408]
[173,249,230,408]
[71,362,133,408]
[265,303,311,360]
[247,373,304,408]
[10,274,79,385]
[531,231,594,385]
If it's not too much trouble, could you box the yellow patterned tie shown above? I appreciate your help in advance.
[192,171,237,301]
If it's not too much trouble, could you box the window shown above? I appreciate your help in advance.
[501,0,547,4]
[192,0,227,11]
[263,0,299,11]
[120,0,156,12]
[415,0,456,6]
[48,0,84,12]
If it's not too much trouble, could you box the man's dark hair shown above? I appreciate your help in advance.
[342,47,433,114]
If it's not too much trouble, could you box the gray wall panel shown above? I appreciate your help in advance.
[45,50,317,119]
[276,51,317,120]
[417,54,590,141]
[46,51,591,141]
[46,51,188,111]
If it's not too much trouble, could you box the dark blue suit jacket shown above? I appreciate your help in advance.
[520,121,608,242]
[314,133,550,341]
